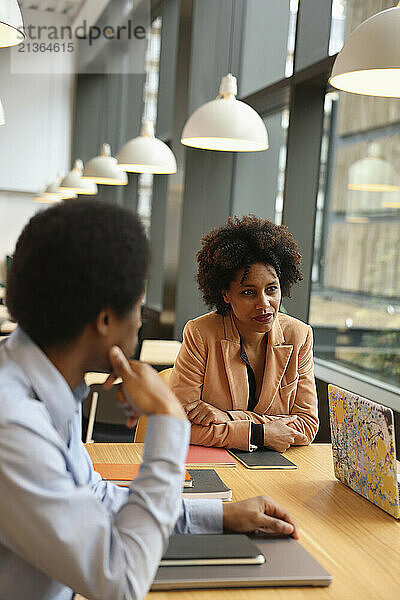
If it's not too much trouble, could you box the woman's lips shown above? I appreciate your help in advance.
[253,313,274,323]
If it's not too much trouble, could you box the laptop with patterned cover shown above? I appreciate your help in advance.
[328,384,399,519]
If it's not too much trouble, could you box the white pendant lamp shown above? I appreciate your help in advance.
[330,4,400,97]
[0,99,4,126]
[45,177,78,200]
[181,74,269,152]
[117,121,177,174]
[0,0,25,48]
[59,160,98,195]
[348,144,400,192]
[82,143,128,185]
[35,177,78,204]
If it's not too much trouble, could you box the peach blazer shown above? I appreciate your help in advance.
[170,311,319,450]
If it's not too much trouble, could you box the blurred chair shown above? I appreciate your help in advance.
[83,372,131,443]
[82,322,145,443]
[139,339,181,371]
[0,305,9,321]
[0,320,17,335]
[133,368,173,442]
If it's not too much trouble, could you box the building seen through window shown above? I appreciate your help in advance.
[310,0,400,389]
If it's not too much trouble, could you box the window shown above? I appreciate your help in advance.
[137,17,162,234]
[310,1,400,388]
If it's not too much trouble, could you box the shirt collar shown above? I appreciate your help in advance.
[5,327,89,444]
[239,339,251,367]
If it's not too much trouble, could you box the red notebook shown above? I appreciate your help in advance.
[185,446,236,467]
[94,463,193,487]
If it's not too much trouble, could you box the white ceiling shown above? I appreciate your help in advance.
[19,0,85,18]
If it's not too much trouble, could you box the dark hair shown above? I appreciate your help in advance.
[197,215,303,315]
[6,199,149,347]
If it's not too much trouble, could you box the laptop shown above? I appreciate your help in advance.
[152,536,332,589]
[328,384,400,519]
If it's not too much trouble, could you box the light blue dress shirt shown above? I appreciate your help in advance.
[0,328,222,600]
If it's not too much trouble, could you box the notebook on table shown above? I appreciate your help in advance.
[229,448,297,469]
[328,384,400,519]
[153,535,332,589]
[183,469,232,500]
[185,445,236,467]
[160,534,265,566]
[93,463,193,488]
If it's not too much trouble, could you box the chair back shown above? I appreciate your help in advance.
[133,368,173,442]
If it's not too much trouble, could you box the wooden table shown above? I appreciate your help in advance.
[80,443,400,600]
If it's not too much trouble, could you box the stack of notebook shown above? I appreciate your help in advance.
[185,445,236,467]
[93,463,232,500]
[93,464,193,487]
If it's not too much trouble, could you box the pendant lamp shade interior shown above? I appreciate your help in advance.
[0,0,25,48]
[82,143,128,185]
[181,74,269,152]
[0,99,5,126]
[59,160,98,195]
[34,196,62,204]
[330,6,400,97]
[347,144,400,192]
[117,121,177,174]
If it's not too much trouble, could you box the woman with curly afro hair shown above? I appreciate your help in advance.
[170,215,319,451]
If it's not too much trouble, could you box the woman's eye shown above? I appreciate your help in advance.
[242,289,254,296]
[267,286,278,293]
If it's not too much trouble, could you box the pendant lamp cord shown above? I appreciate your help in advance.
[228,0,236,74]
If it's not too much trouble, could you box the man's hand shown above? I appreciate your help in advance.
[104,346,187,427]
[185,401,231,425]
[223,496,298,538]
[263,416,308,452]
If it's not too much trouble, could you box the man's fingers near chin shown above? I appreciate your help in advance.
[109,346,134,379]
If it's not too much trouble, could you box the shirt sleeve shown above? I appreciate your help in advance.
[0,413,192,600]
[81,427,223,534]
[174,498,222,534]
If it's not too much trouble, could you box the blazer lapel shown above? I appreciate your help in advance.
[255,316,293,414]
[221,313,249,410]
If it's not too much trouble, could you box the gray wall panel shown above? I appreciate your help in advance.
[240,0,290,97]
[294,0,332,72]
[232,111,283,221]
[187,0,233,113]
[174,0,241,337]
[174,148,234,338]
[156,0,180,140]
[282,81,326,322]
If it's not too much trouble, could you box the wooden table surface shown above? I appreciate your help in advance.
[79,443,400,600]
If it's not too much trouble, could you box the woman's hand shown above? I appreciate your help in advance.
[185,400,232,425]
[103,346,187,427]
[263,416,308,452]
[223,496,298,538]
